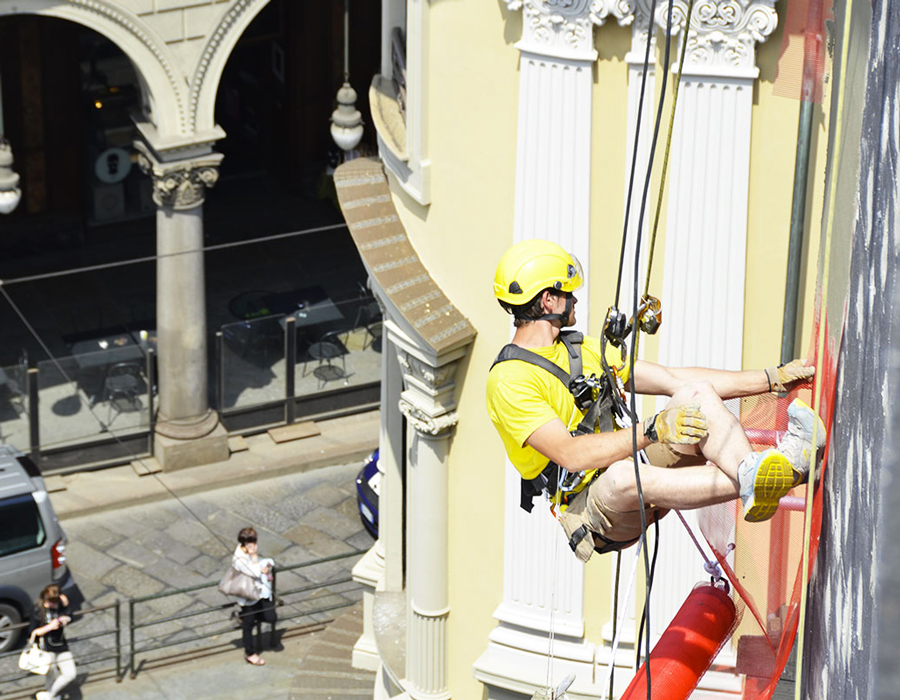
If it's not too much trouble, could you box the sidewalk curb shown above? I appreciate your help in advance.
[45,410,380,520]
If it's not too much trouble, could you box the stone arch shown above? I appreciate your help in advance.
[188,0,272,134]
[0,0,188,137]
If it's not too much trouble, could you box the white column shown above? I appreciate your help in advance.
[393,335,465,700]
[135,141,229,471]
[652,1,776,691]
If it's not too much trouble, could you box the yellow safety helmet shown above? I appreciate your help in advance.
[493,239,584,306]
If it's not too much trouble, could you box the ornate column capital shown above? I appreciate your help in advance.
[675,0,777,78]
[506,0,609,61]
[134,141,223,210]
[615,0,776,75]
[393,347,463,439]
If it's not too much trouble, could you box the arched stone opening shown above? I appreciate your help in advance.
[0,1,184,137]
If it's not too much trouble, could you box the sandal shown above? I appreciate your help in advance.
[245,654,265,666]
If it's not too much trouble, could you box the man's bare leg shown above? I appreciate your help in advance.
[598,381,793,521]
[661,380,752,482]
[597,460,738,513]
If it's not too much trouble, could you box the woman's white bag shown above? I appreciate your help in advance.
[18,644,53,675]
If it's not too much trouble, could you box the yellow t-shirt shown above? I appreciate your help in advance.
[486,335,629,480]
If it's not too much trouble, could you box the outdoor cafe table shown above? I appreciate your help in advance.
[66,331,156,404]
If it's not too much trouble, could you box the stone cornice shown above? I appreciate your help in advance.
[506,0,606,61]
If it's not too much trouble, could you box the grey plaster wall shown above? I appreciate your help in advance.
[804,0,900,697]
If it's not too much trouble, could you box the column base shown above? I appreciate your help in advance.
[153,419,229,471]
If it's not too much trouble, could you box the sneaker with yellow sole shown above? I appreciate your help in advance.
[778,398,827,486]
[739,448,794,522]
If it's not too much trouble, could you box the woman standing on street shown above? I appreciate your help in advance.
[232,527,277,666]
[30,584,76,700]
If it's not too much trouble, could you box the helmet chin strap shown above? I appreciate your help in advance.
[516,293,575,327]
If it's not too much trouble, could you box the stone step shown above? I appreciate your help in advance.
[289,601,375,700]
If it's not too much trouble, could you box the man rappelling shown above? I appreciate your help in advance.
[486,239,826,562]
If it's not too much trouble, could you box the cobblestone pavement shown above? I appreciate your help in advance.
[2,461,374,698]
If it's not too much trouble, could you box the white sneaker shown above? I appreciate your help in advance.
[777,399,827,486]
[35,692,52,700]
[739,449,794,523]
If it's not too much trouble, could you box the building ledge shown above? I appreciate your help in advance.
[369,75,408,162]
[333,157,475,358]
[374,589,407,688]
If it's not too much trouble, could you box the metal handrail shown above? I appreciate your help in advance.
[0,601,123,689]
[128,549,365,678]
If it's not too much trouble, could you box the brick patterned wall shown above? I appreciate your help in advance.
[119,0,234,78]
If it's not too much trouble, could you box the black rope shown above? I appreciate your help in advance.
[613,0,660,310]
[635,518,661,672]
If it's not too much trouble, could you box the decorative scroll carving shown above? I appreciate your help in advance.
[394,348,461,437]
[399,398,459,437]
[682,0,777,73]
[614,0,775,74]
[505,0,609,58]
[136,148,222,210]
[396,352,457,393]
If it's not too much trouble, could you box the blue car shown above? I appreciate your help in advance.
[355,449,380,538]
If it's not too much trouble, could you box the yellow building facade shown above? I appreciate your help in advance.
[341,0,827,698]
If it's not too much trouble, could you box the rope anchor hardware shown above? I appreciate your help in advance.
[531,673,576,700]
[604,294,663,348]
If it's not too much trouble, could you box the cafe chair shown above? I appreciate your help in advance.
[303,330,350,389]
[104,361,144,425]
[354,300,383,351]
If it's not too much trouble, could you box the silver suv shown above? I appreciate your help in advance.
[0,446,74,653]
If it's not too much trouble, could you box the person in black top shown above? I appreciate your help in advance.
[30,584,76,700]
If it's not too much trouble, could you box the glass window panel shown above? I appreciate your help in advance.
[0,494,46,557]
[220,315,287,410]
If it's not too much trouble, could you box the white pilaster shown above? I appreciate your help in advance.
[652,1,776,693]
[507,0,603,635]
[599,0,666,661]
[476,1,607,696]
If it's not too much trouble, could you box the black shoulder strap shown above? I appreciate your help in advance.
[491,331,584,390]
[491,344,572,388]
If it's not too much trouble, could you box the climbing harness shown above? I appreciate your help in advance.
[492,331,620,511]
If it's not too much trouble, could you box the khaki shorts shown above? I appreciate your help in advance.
[558,443,705,563]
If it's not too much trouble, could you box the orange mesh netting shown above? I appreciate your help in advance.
[696,305,840,699]
[772,0,831,103]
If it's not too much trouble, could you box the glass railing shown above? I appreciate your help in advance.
[217,294,383,415]
[0,362,29,452]
[0,293,383,470]
[219,315,288,410]
[36,347,152,450]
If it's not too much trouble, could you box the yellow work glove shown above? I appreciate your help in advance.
[765,359,815,393]
[645,403,708,445]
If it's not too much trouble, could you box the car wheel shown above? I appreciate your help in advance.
[0,603,22,654]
